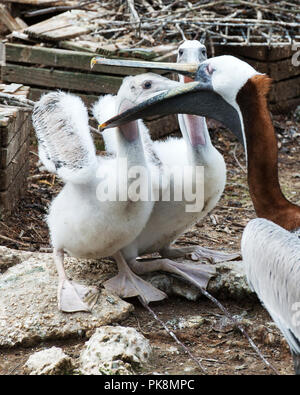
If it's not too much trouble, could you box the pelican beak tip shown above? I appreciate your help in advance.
[98,122,107,131]
[90,57,98,69]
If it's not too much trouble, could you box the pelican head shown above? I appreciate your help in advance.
[99,55,260,151]
[116,72,181,114]
[177,40,207,65]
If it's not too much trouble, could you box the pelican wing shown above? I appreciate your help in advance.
[33,91,97,183]
[242,218,300,365]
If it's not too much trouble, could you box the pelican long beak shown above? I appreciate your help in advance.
[99,77,244,146]
[91,57,198,77]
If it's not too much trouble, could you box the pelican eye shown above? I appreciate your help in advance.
[143,80,152,89]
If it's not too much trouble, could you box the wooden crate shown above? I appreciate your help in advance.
[0,85,31,217]
[2,43,179,138]
[213,45,300,114]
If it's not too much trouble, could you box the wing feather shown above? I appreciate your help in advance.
[33,91,97,183]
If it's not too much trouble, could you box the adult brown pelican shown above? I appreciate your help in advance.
[95,55,300,374]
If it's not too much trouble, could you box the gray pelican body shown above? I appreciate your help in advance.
[98,55,300,374]
[242,219,300,375]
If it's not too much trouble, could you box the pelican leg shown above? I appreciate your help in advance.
[104,251,167,304]
[54,249,99,313]
[129,257,216,290]
[160,245,240,263]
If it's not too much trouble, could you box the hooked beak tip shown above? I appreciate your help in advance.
[98,122,107,131]
[90,57,98,69]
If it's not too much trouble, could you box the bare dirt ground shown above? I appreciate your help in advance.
[0,112,299,375]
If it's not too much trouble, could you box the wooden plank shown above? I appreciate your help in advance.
[214,44,294,62]
[60,40,158,60]
[0,84,30,146]
[214,45,268,61]
[0,117,29,169]
[24,10,93,41]
[269,57,300,82]
[0,158,29,216]
[0,4,23,32]
[270,97,300,114]
[269,76,300,102]
[268,46,294,61]
[0,137,29,190]
[0,109,29,147]
[5,43,169,76]
[2,63,123,94]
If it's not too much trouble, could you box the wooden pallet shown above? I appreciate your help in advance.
[0,85,31,217]
[213,45,300,114]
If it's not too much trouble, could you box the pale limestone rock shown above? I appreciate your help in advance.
[144,260,256,301]
[79,326,152,375]
[0,247,133,348]
[24,346,73,375]
[0,246,255,350]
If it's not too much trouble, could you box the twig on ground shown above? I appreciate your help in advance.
[0,234,29,247]
[138,296,207,374]
[193,286,279,375]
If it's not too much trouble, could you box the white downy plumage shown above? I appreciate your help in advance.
[33,88,166,312]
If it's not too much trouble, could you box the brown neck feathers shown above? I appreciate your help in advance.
[236,75,300,231]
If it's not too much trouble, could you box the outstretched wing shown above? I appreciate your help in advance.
[242,218,300,366]
[32,91,97,184]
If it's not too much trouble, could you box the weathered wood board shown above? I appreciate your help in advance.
[0,136,29,190]
[2,63,122,94]
[5,43,172,76]
[0,4,24,32]
[0,158,29,215]
[0,84,31,216]
[24,9,94,41]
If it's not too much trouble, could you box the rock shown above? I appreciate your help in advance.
[24,347,73,375]
[145,260,256,301]
[208,261,255,299]
[0,246,255,349]
[294,105,300,122]
[166,315,205,330]
[0,247,133,348]
[0,246,32,273]
[79,326,152,375]
[143,272,201,301]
